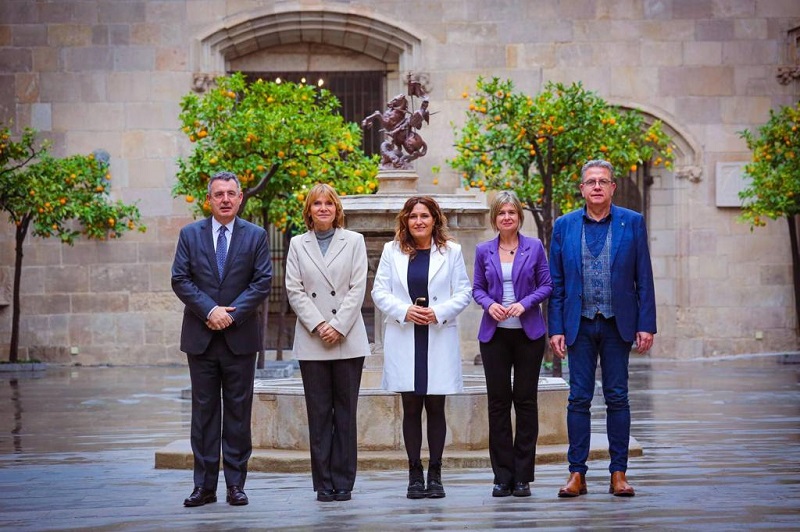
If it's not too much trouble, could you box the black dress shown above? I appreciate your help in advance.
[407,249,431,395]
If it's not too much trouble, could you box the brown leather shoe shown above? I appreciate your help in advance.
[557,472,587,498]
[609,471,635,497]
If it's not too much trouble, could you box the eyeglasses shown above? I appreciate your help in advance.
[581,179,613,188]
[211,190,240,200]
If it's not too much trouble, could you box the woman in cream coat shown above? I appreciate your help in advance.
[371,196,471,500]
[285,184,370,503]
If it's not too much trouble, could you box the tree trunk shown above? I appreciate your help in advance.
[9,217,30,362]
[788,215,800,334]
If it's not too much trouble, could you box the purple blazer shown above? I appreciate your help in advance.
[472,233,553,343]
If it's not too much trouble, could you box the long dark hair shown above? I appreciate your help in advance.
[394,196,452,258]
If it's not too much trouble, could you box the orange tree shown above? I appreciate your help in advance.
[449,78,674,254]
[173,72,378,231]
[0,125,144,362]
[739,101,800,331]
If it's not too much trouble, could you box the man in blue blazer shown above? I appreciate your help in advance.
[548,159,656,498]
[172,171,272,507]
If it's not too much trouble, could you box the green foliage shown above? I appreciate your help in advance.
[739,101,800,227]
[0,125,144,244]
[449,78,674,245]
[174,72,379,232]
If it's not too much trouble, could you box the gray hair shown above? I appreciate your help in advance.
[580,159,615,181]
[207,171,241,195]
[489,190,525,232]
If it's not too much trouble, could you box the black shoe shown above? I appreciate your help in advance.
[426,462,445,499]
[226,485,248,506]
[333,489,351,501]
[184,487,217,507]
[513,482,531,497]
[407,460,426,499]
[492,483,512,497]
[317,489,335,502]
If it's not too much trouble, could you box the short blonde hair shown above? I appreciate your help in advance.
[489,190,524,232]
[302,183,345,230]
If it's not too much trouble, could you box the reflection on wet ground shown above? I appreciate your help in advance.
[0,355,798,530]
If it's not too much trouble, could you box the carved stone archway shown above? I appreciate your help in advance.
[191,7,423,90]
[608,100,703,356]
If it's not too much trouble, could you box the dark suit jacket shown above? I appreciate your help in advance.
[473,233,553,343]
[548,204,656,346]
[171,216,273,355]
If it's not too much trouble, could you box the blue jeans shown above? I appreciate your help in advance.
[566,316,631,474]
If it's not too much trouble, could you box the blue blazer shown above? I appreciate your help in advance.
[547,205,656,346]
[473,233,553,343]
[171,216,273,355]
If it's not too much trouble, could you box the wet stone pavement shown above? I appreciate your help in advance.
[0,354,798,531]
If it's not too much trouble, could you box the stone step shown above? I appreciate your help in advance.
[155,434,642,473]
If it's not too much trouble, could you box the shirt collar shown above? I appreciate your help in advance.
[211,217,234,235]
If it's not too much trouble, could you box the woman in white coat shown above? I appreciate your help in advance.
[371,196,471,500]
[285,184,370,503]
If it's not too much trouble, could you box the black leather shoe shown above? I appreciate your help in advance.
[184,487,217,507]
[317,489,335,502]
[333,489,351,501]
[492,483,512,497]
[513,482,531,497]
[226,485,248,506]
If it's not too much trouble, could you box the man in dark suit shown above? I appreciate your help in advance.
[172,171,272,507]
[548,159,656,499]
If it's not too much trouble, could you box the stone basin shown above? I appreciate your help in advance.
[252,370,569,452]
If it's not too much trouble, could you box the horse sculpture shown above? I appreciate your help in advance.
[387,99,429,167]
[361,94,409,168]
[362,93,431,170]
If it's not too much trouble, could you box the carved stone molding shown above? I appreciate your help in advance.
[192,73,217,94]
[675,165,703,183]
[777,66,800,85]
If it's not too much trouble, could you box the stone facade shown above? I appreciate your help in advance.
[0,0,798,364]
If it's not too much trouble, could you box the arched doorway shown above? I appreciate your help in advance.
[608,102,703,357]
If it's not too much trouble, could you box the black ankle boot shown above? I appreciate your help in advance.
[426,461,445,498]
[407,460,426,499]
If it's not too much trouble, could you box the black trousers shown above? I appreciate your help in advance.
[299,356,365,492]
[480,328,545,485]
[187,335,257,491]
[401,393,447,466]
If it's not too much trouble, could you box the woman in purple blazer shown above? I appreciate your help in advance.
[472,190,553,498]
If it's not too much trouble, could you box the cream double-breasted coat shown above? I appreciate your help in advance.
[371,240,472,395]
[285,228,371,361]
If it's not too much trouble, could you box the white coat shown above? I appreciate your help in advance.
[371,240,472,394]
[285,228,371,361]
